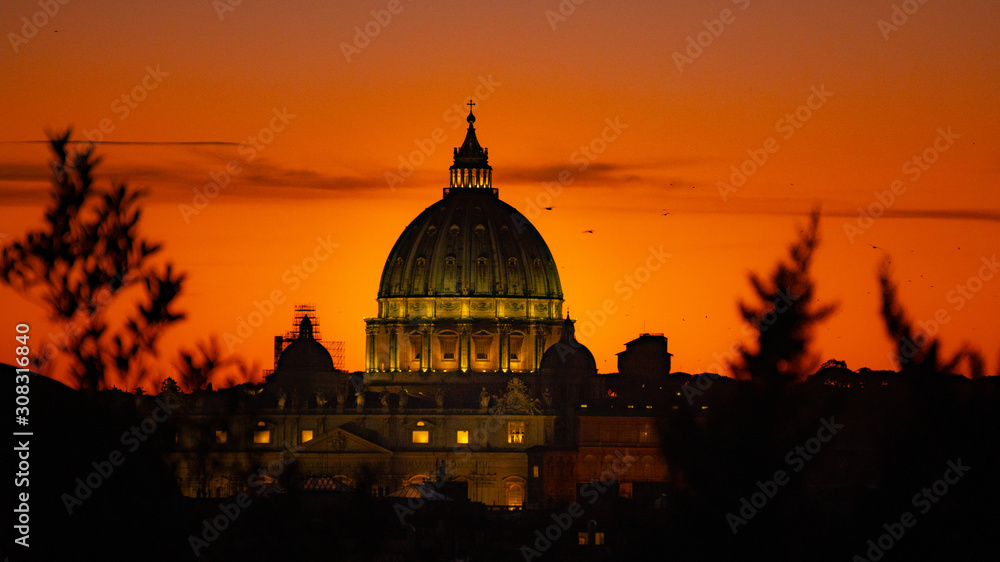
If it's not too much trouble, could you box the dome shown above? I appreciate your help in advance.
[377,189,562,300]
[365,106,566,375]
[276,316,334,372]
[540,316,597,374]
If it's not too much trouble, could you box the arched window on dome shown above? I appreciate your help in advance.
[507,256,523,294]
[475,256,490,293]
[390,257,404,293]
[531,257,545,294]
[413,257,427,293]
[443,254,457,293]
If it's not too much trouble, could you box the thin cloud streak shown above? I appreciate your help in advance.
[0,140,239,146]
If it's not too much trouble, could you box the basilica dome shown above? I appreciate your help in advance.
[365,106,568,375]
[377,190,562,300]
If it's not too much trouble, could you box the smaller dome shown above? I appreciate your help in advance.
[276,315,334,372]
[540,315,597,374]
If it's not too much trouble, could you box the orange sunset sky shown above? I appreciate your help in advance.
[2,0,998,389]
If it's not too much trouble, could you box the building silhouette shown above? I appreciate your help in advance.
[168,106,669,507]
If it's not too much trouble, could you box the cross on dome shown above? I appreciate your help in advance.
[449,100,491,191]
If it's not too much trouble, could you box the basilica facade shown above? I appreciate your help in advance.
[167,107,668,507]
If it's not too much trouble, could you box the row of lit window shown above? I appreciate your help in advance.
[215,427,315,445]
[410,422,526,445]
[215,422,529,447]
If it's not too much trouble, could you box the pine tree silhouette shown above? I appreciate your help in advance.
[733,209,836,386]
[1,130,184,390]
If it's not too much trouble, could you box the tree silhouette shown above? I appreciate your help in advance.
[1,130,184,391]
[732,209,837,386]
[175,335,259,391]
[878,256,985,377]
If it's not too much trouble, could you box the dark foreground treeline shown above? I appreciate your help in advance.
[8,364,999,562]
[645,367,1000,562]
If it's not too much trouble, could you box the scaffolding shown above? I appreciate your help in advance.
[274,303,346,370]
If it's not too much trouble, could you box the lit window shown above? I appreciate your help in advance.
[439,333,457,360]
[532,465,539,478]
[594,533,605,545]
[215,430,227,444]
[506,482,524,507]
[578,533,588,545]
[301,430,314,443]
[619,482,633,498]
[508,421,525,444]
[416,420,425,427]
[412,430,429,444]
[253,430,270,444]
[474,334,492,361]
[456,430,469,444]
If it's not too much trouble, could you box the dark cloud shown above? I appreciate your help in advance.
[0,156,389,206]
[500,158,701,187]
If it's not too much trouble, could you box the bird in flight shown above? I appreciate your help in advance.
[544,207,553,211]
[582,230,594,234]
